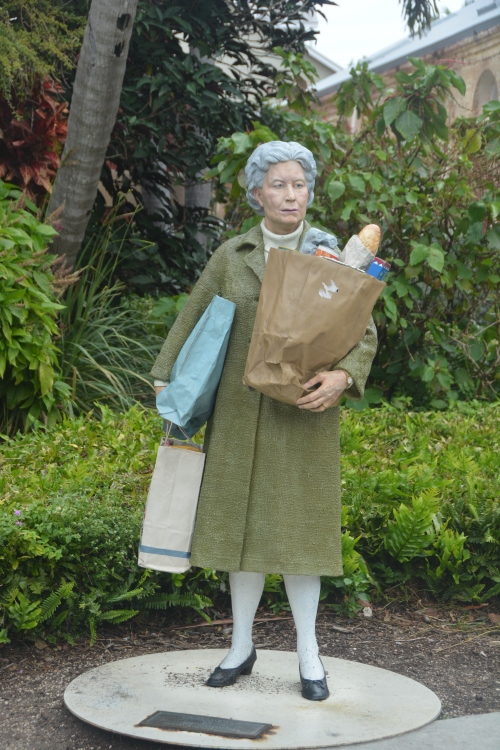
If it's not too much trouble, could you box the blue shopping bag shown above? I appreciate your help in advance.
[156,294,236,439]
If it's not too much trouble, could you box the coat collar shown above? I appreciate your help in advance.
[236,220,311,284]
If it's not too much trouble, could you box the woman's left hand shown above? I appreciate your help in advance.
[297,370,349,412]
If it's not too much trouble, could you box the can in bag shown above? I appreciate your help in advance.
[314,245,341,262]
[366,257,390,280]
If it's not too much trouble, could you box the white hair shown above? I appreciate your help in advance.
[244,141,317,214]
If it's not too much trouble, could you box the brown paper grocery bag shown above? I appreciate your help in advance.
[242,247,385,405]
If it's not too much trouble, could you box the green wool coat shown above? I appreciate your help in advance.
[151,223,378,576]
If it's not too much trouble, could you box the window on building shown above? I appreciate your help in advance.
[473,69,499,113]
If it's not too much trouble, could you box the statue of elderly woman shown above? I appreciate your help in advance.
[152,141,378,701]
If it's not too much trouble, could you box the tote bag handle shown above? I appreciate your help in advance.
[162,420,203,451]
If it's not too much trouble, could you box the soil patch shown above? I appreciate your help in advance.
[1,602,499,750]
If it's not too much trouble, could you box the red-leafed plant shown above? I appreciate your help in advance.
[0,79,68,202]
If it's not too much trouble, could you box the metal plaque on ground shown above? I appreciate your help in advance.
[138,711,274,739]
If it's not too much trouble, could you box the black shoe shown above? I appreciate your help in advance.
[300,666,330,701]
[205,646,257,687]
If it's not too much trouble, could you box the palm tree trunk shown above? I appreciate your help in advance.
[48,0,138,268]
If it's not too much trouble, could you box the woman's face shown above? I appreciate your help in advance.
[253,160,308,234]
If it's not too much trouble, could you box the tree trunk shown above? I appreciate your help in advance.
[48,0,138,268]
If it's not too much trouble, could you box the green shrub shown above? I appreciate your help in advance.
[0,405,213,644]
[1,402,498,643]
[340,402,500,602]
[0,181,71,436]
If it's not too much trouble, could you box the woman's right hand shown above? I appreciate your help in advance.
[155,385,167,396]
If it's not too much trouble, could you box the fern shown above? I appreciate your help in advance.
[193,593,213,610]
[483,581,500,600]
[452,583,486,602]
[40,581,74,621]
[39,593,62,621]
[384,489,439,563]
[97,609,139,623]
[143,593,205,611]
[486,564,500,578]
[107,570,151,603]
[49,608,70,628]
[107,588,144,604]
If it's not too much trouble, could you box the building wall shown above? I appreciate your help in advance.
[319,23,500,125]
[444,24,500,118]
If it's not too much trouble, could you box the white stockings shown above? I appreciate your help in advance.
[219,571,265,668]
[284,574,323,680]
[221,571,323,679]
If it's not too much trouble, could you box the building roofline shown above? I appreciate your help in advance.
[305,43,343,74]
[315,1,500,98]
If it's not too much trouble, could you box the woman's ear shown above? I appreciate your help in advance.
[253,187,264,208]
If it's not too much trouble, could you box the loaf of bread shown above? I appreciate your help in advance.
[358,224,381,253]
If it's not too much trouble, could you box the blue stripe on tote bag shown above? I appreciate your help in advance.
[156,294,236,438]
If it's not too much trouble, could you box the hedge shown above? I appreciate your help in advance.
[1,402,498,643]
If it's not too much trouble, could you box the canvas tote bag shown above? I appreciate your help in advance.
[138,430,205,574]
[242,247,385,405]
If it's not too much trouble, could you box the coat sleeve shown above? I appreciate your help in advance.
[332,315,378,400]
[150,246,226,382]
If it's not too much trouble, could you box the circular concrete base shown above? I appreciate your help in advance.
[64,649,441,748]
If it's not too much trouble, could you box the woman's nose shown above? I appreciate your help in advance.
[284,184,296,200]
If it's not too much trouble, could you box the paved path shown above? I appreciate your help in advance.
[336,712,500,750]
